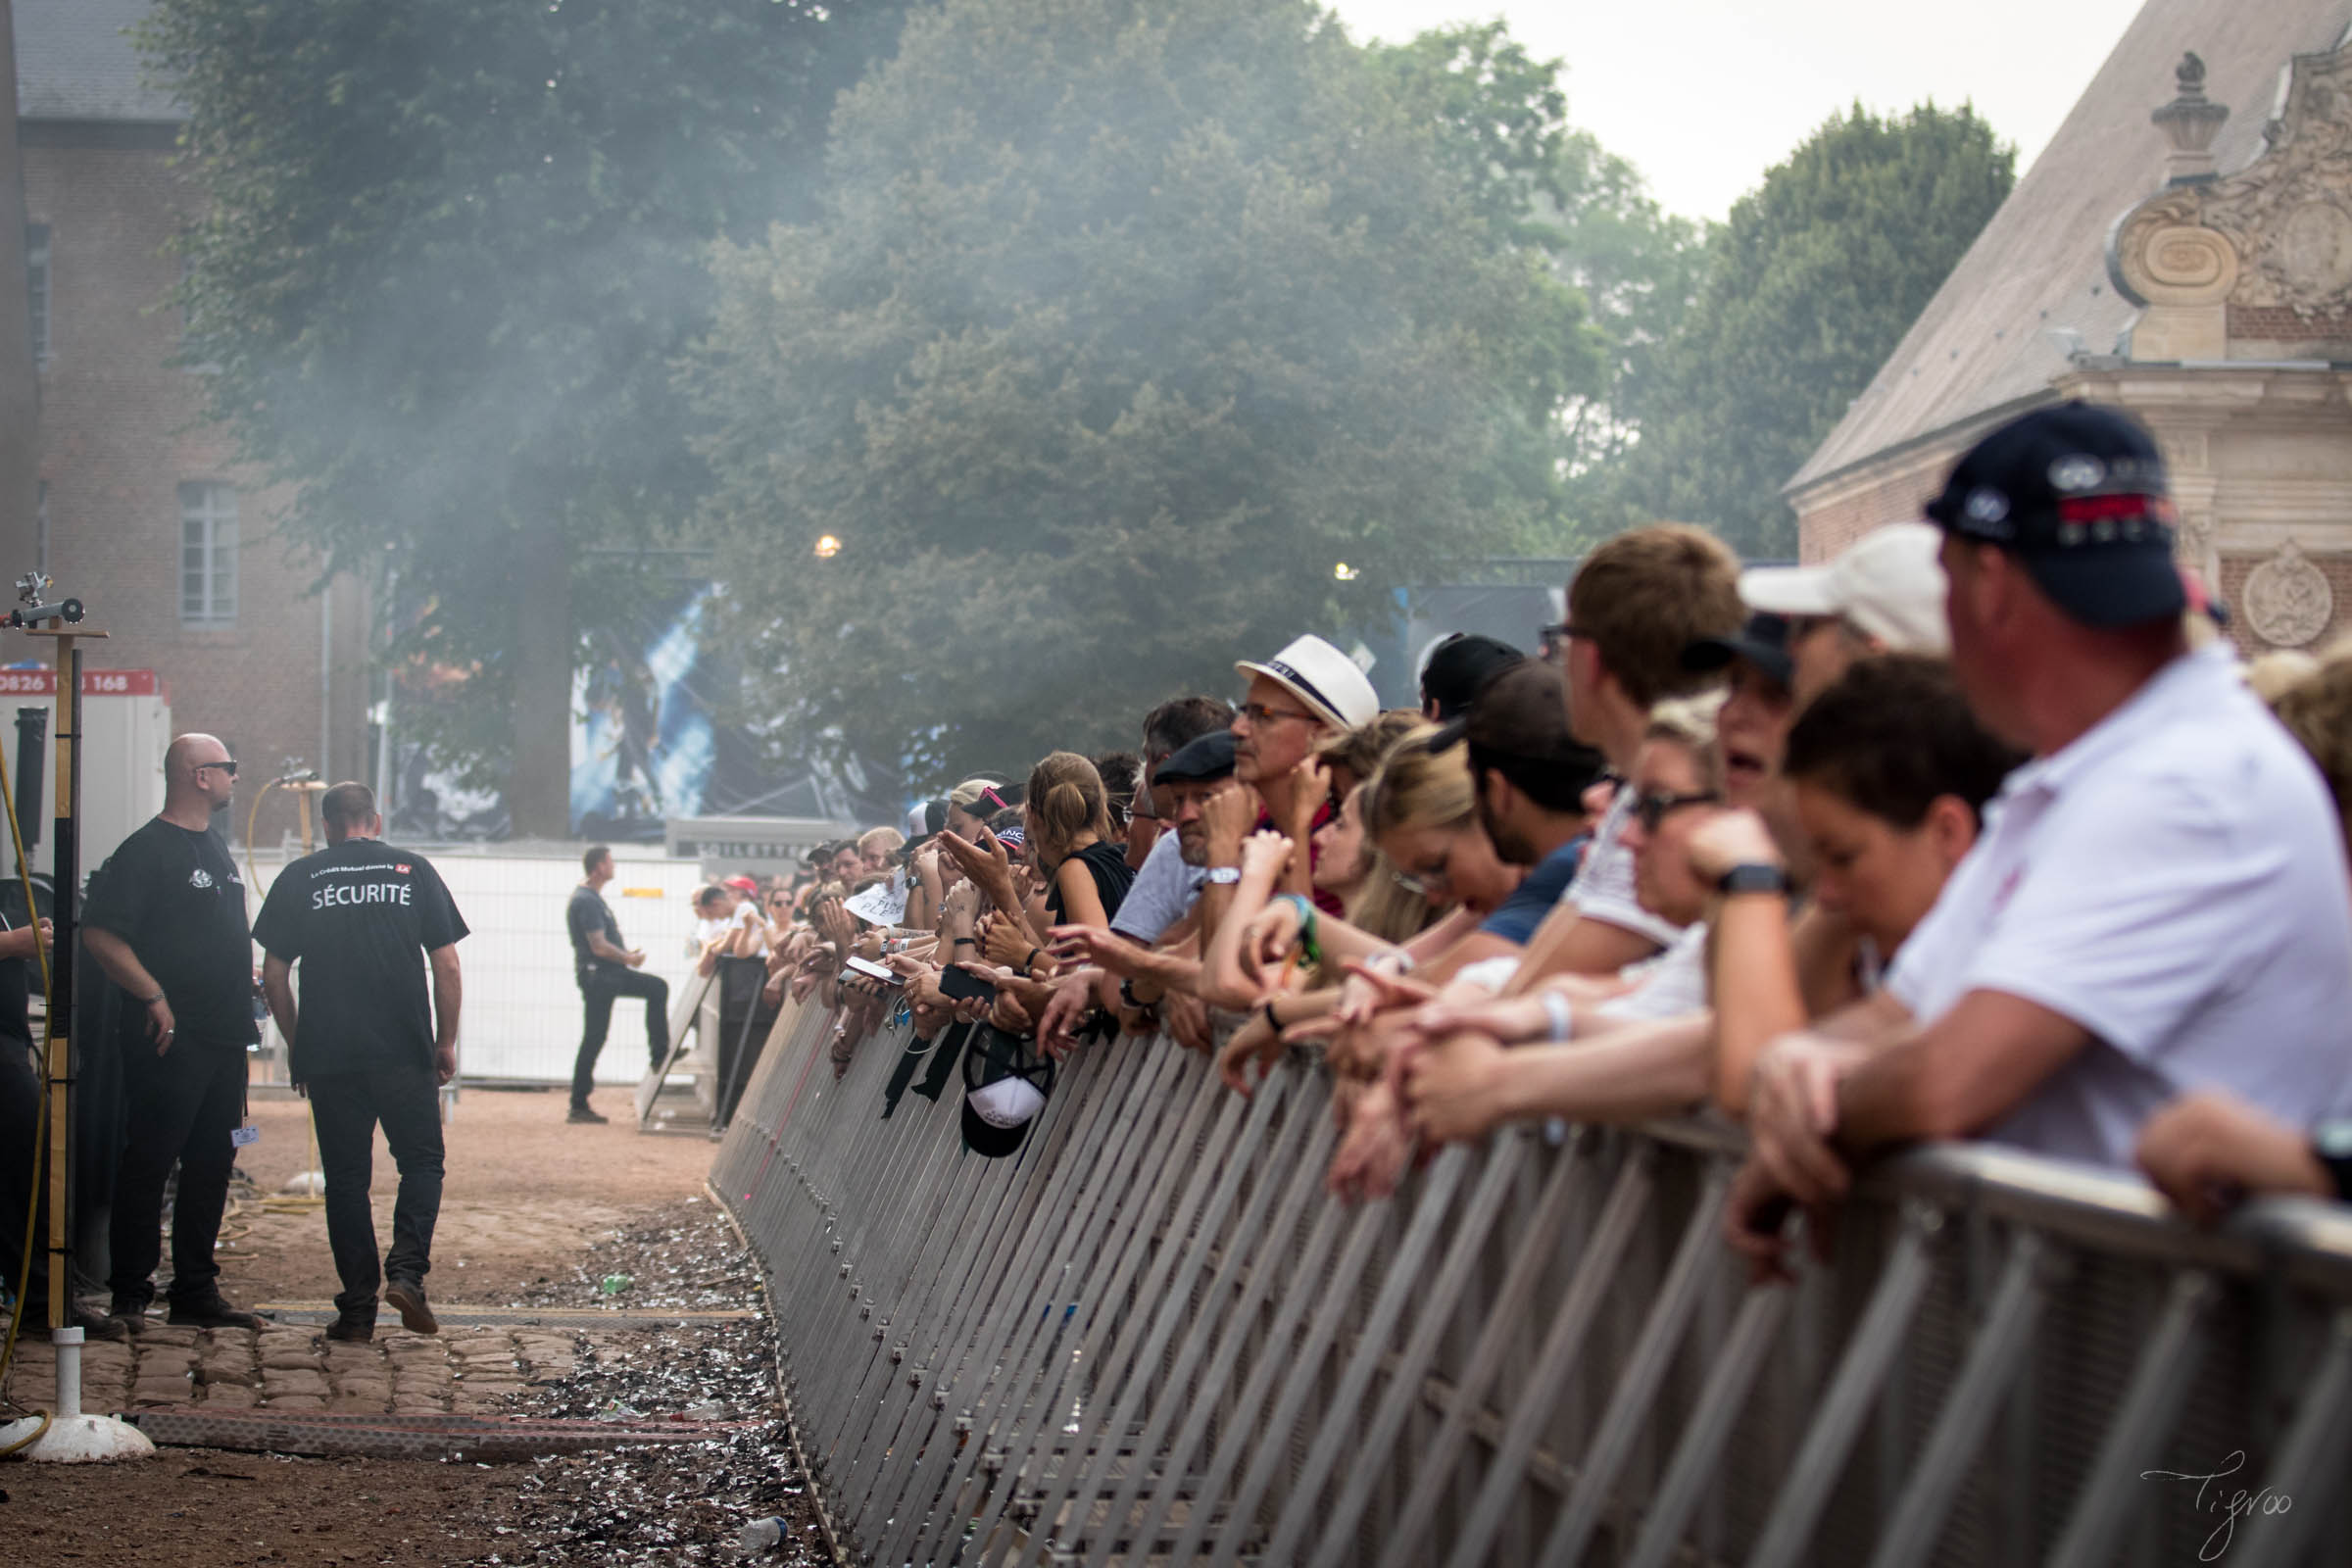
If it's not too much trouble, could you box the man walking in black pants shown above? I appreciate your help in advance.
[255,783,466,1342]
[81,733,264,1333]
[565,845,665,1124]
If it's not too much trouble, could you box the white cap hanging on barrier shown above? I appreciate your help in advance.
[960,1026,1054,1160]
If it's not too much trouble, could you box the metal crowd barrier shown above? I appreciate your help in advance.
[710,1002,2352,1567]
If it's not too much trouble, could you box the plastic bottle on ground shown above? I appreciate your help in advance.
[739,1515,787,1552]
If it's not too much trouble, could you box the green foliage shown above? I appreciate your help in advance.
[690,0,1604,785]
[1610,103,2014,558]
[1363,22,1706,549]
[142,0,908,816]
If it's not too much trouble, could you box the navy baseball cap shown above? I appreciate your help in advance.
[1681,612,1795,691]
[1924,402,2184,628]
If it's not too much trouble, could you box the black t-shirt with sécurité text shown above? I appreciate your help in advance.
[252,837,467,1081]
[82,817,259,1049]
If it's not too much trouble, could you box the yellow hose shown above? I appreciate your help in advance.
[0,714,55,1391]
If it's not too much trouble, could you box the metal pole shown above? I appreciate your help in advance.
[42,634,75,1328]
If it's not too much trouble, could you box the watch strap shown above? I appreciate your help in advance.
[1716,862,1791,897]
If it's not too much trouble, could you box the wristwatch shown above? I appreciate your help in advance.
[1716,862,1791,897]
[1203,866,1243,886]
[2314,1119,2352,1202]
[1119,975,1158,1013]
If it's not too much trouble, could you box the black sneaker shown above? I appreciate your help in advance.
[107,1298,149,1337]
[167,1294,265,1331]
[566,1103,610,1124]
[323,1310,375,1343]
[383,1278,439,1336]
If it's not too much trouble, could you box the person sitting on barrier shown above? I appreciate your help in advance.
[1722,403,2352,1278]
[2134,1091,2352,1220]
[1501,525,1744,985]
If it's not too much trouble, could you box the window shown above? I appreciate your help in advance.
[179,482,237,627]
[25,223,47,368]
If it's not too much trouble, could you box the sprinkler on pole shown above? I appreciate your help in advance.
[0,576,155,1462]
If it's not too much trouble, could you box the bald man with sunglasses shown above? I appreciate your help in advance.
[82,732,266,1333]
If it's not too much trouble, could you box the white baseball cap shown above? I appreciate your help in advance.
[1738,521,1949,654]
[1236,634,1380,731]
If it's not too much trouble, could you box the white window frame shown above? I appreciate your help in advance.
[179,482,238,628]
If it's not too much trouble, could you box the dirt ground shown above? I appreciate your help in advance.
[3,1084,828,1566]
[219,1082,718,1307]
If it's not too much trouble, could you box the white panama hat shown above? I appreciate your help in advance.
[1235,634,1379,730]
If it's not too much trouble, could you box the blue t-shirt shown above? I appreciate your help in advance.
[1479,838,1585,946]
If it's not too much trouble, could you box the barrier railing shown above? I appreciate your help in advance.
[711,1002,2352,1567]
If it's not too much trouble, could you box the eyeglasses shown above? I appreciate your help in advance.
[1239,701,1319,728]
[196,760,238,778]
[1631,788,1719,833]
[1538,622,1585,662]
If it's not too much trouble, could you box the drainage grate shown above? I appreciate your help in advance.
[123,1405,758,1460]
[253,1302,760,1330]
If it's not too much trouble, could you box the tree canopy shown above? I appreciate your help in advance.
[689,0,1605,783]
[144,0,910,831]
[1608,103,2014,557]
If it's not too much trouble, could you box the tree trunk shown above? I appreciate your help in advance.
[508,514,574,839]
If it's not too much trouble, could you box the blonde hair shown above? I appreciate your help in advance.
[1316,709,1424,782]
[2269,641,2352,840]
[2244,650,2320,705]
[857,825,905,858]
[1360,724,1476,840]
[1642,692,1726,794]
[1344,848,1439,947]
[1023,752,1111,869]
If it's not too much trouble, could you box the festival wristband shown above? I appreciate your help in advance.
[1540,989,1575,1044]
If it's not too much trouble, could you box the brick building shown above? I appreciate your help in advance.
[1788,0,2352,658]
[11,0,370,851]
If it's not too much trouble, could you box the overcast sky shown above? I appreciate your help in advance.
[1327,0,2148,220]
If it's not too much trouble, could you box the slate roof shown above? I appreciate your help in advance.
[1788,0,2352,496]
[13,0,180,123]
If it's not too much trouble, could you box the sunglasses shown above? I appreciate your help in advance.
[196,759,239,778]
[1631,788,1719,833]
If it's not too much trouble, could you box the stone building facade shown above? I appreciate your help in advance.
[1789,0,2352,660]
[11,0,370,850]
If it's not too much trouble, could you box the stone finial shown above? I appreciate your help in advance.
[2152,50,2230,182]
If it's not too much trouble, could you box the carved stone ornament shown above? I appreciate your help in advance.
[2243,541,2334,648]
[2110,39,2352,317]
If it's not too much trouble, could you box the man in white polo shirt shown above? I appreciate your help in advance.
[1728,403,2352,1267]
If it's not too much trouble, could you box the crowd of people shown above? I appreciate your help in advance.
[746,402,2352,1265]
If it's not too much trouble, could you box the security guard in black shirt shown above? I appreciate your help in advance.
[255,782,466,1342]
[82,732,263,1333]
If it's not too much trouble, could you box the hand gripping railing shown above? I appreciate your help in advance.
[710,1004,2352,1567]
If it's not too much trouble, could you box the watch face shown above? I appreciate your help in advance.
[2315,1120,2352,1161]
[1205,866,1242,885]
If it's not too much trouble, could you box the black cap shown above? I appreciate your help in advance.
[1153,728,1238,785]
[959,1025,1054,1159]
[1425,661,1600,812]
[1682,612,1794,691]
[1420,633,1524,721]
[1924,401,2183,627]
